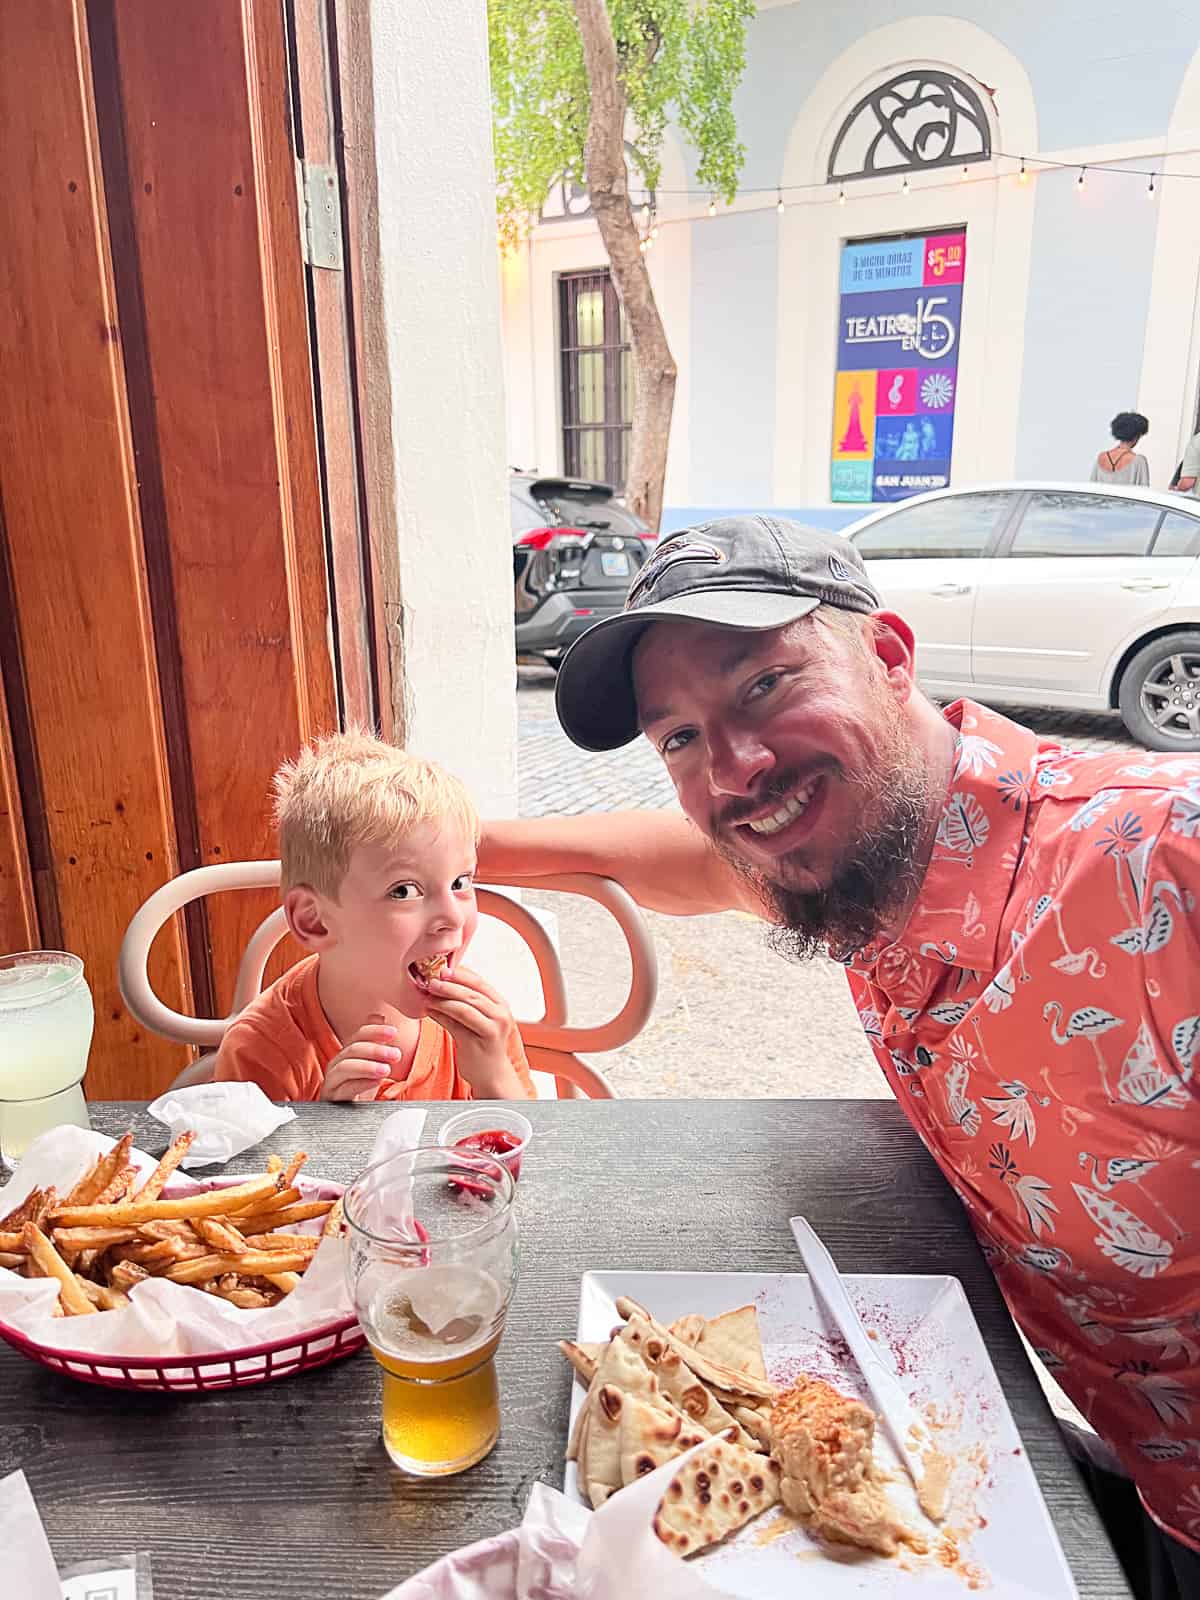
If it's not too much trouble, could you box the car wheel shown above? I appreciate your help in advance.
[1118,631,1200,751]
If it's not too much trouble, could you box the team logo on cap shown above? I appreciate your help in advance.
[829,554,854,583]
[626,535,725,608]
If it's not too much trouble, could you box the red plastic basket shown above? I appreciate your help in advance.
[0,1311,365,1391]
[0,1172,366,1391]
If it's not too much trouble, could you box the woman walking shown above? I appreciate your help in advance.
[1090,412,1150,485]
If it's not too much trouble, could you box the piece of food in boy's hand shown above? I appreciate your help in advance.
[409,952,448,990]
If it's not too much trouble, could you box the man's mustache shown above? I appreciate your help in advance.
[711,761,840,833]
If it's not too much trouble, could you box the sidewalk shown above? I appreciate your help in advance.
[516,666,1140,1100]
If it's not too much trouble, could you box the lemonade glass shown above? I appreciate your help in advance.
[0,951,93,1173]
[344,1145,518,1476]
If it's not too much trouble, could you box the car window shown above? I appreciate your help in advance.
[851,492,1014,561]
[510,491,546,535]
[1152,510,1200,558]
[1009,493,1160,558]
[535,488,647,535]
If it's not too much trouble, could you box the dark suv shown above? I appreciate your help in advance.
[511,473,655,668]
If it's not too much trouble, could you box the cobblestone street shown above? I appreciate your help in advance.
[515,665,1143,1100]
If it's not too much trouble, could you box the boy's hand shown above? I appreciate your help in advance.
[320,1015,404,1102]
[424,966,525,1098]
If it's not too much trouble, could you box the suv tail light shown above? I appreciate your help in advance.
[516,526,588,550]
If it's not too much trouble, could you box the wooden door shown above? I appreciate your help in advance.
[0,0,387,1098]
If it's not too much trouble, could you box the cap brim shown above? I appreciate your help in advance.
[554,589,820,752]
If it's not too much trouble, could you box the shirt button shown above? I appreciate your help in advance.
[915,1046,934,1067]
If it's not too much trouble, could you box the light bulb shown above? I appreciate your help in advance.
[707,196,716,217]
[1018,157,1028,184]
[777,190,784,214]
[641,203,650,225]
[838,186,846,206]
[1077,167,1086,189]
[901,175,910,195]
[960,165,969,181]
[1147,174,1157,198]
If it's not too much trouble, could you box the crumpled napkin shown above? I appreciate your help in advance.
[0,1470,61,1600]
[381,1440,734,1599]
[146,1080,296,1168]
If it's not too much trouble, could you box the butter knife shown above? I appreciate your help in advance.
[790,1215,932,1499]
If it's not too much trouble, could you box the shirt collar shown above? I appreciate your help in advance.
[854,699,1040,977]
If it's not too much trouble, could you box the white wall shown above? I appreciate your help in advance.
[368,0,516,817]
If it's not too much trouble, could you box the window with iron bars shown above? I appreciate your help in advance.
[559,270,632,488]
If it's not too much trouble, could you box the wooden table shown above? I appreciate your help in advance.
[0,1101,1130,1598]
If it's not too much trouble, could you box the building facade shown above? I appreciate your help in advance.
[500,4,1200,530]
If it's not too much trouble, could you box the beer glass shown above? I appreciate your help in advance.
[344,1145,518,1476]
[0,951,93,1173]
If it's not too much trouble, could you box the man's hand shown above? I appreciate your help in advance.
[423,966,526,1098]
[1178,477,1197,493]
[319,1015,404,1102]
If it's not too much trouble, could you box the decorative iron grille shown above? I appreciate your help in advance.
[559,270,632,487]
[828,69,992,183]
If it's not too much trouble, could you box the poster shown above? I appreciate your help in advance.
[831,231,965,504]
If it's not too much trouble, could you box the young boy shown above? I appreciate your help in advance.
[213,731,534,1101]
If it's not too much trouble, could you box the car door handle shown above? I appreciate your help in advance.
[931,583,971,596]
[1121,579,1171,592]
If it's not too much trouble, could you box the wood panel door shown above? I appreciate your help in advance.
[0,0,385,1098]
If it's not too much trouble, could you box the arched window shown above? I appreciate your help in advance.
[827,68,992,183]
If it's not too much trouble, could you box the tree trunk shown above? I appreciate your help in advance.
[572,0,676,532]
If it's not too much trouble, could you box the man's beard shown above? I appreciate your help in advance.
[712,725,936,964]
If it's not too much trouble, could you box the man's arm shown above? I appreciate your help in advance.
[477,810,762,918]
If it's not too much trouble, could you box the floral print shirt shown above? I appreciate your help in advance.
[846,700,1200,1549]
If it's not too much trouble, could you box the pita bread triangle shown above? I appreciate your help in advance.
[616,1317,759,1451]
[694,1305,768,1383]
[618,1392,708,1487]
[615,1296,776,1402]
[653,1433,782,1557]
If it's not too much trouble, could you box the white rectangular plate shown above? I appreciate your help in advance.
[569,1271,1079,1598]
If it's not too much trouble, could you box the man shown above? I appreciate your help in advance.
[1177,427,1200,495]
[482,515,1200,1597]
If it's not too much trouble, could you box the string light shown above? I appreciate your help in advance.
[1018,156,1028,184]
[837,186,846,206]
[777,189,784,214]
[1077,166,1086,190]
[960,165,969,181]
[1148,173,1157,199]
[641,203,650,226]
[707,195,716,217]
[901,175,910,195]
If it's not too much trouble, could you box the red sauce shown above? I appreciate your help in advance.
[456,1129,523,1179]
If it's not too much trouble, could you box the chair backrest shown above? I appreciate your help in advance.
[117,863,658,1099]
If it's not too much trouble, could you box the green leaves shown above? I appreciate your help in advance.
[488,0,754,246]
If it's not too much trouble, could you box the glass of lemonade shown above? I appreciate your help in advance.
[0,951,94,1173]
[344,1145,518,1477]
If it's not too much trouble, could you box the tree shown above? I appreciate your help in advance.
[488,0,754,530]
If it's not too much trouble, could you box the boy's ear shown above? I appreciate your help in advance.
[284,885,335,951]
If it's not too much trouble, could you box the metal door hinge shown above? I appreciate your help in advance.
[296,159,343,271]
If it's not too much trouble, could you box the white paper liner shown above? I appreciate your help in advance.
[147,1080,296,1168]
[0,1108,425,1361]
[383,1441,735,1600]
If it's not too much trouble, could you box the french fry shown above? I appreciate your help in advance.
[93,1282,131,1312]
[109,1260,150,1293]
[0,1188,43,1233]
[63,1134,133,1207]
[214,1284,275,1309]
[281,1151,308,1187]
[133,1130,197,1199]
[229,1184,301,1218]
[137,1219,200,1242]
[0,1251,23,1269]
[229,1200,334,1232]
[243,1232,319,1254]
[31,1187,58,1231]
[263,1270,301,1293]
[92,1165,138,1206]
[265,1153,283,1175]
[51,1173,279,1228]
[22,1223,96,1316]
[0,1230,25,1253]
[164,1250,309,1286]
[322,1197,344,1239]
[52,1226,137,1253]
[197,1218,247,1255]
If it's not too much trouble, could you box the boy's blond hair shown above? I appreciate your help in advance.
[274,730,480,898]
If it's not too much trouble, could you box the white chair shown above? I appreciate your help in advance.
[118,863,657,1099]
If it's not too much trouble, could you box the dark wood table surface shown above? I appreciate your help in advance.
[0,1100,1130,1598]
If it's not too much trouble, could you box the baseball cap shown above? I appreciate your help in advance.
[554,514,881,751]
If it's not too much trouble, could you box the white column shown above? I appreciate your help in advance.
[367,0,516,817]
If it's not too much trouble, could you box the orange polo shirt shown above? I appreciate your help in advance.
[212,954,534,1102]
[846,700,1200,1550]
